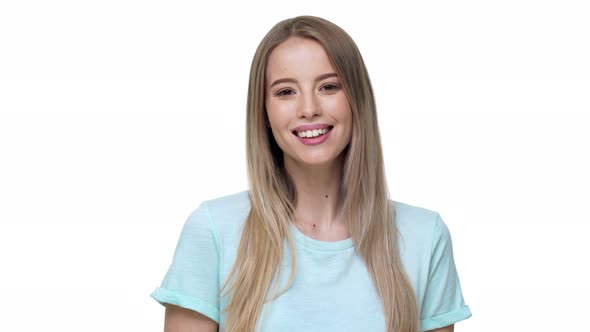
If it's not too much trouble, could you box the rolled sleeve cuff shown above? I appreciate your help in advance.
[420,305,472,331]
[150,287,220,324]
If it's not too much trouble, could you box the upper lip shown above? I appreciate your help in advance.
[291,124,333,133]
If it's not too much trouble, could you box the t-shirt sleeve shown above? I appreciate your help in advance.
[420,213,472,331]
[150,202,221,323]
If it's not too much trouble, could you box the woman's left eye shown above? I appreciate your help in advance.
[321,84,340,92]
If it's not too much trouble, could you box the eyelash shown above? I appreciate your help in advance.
[275,83,341,96]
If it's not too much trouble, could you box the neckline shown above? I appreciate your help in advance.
[288,222,354,251]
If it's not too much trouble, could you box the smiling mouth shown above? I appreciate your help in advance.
[292,126,334,138]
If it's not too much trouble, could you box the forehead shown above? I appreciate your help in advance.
[266,36,336,81]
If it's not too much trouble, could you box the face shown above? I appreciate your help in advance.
[265,36,353,169]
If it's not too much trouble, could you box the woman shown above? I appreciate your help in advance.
[151,16,471,332]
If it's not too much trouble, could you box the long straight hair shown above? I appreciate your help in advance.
[221,16,419,332]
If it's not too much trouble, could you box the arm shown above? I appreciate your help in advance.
[427,324,454,332]
[164,304,218,332]
[420,214,471,330]
[152,202,222,331]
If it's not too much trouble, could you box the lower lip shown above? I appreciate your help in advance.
[295,128,332,145]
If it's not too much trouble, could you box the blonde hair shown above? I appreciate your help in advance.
[221,16,419,332]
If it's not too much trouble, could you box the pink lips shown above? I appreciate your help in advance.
[293,126,333,146]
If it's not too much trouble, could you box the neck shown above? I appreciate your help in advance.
[284,155,345,230]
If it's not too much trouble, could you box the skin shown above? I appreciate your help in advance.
[163,35,455,332]
[429,325,455,332]
[265,36,352,239]
[164,304,217,332]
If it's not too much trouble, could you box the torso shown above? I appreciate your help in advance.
[208,191,454,331]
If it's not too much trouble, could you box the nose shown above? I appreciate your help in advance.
[296,92,321,119]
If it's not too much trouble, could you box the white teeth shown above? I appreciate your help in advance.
[297,128,329,138]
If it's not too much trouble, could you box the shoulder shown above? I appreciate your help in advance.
[202,190,251,214]
[390,200,447,256]
[391,200,440,234]
[195,190,251,238]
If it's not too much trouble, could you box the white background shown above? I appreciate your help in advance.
[1,0,589,331]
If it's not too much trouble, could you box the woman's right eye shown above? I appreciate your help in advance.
[276,89,294,96]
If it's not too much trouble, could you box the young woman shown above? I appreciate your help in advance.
[151,16,471,332]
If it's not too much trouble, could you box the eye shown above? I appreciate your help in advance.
[276,88,295,96]
[320,83,341,93]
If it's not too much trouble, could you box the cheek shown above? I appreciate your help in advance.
[265,100,279,127]
[266,100,293,128]
[324,96,352,124]
[332,98,353,142]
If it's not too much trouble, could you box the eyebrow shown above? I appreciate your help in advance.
[269,72,338,88]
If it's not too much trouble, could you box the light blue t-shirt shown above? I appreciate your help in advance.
[151,190,471,331]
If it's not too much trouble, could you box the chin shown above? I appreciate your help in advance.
[297,156,340,167]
